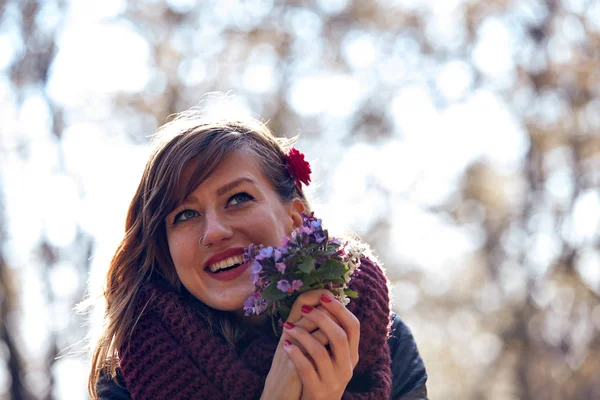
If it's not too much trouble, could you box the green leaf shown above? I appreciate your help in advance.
[304,243,319,252]
[270,316,280,336]
[298,257,315,273]
[321,249,337,256]
[316,259,346,280]
[277,304,292,322]
[297,274,318,288]
[262,282,287,300]
[344,288,359,298]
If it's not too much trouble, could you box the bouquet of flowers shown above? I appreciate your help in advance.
[243,212,364,330]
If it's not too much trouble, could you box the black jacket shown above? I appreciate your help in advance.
[388,312,428,399]
[97,313,428,399]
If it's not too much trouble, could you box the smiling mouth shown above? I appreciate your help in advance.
[206,255,245,273]
[212,263,242,273]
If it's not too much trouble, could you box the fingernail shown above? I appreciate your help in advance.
[301,305,314,313]
[320,294,333,303]
[283,321,295,330]
[284,340,292,347]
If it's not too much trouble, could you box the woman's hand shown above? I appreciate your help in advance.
[285,289,338,348]
[261,333,302,400]
[282,292,360,400]
[261,290,354,400]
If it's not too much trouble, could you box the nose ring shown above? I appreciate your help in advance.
[199,236,211,249]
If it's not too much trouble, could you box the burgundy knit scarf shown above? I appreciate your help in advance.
[119,257,392,399]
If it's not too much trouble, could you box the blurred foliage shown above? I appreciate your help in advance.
[0,0,599,399]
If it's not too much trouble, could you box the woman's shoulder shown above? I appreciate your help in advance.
[388,312,428,399]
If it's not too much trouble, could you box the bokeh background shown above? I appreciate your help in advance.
[1,0,599,398]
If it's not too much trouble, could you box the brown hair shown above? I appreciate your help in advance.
[86,113,310,398]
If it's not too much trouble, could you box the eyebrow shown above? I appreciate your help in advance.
[177,177,257,209]
[216,177,256,196]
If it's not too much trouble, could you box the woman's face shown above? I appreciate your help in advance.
[164,149,304,311]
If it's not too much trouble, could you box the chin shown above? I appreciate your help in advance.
[214,298,247,312]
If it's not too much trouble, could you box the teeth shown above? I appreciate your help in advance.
[209,255,244,272]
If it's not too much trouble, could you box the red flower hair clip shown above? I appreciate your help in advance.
[285,148,312,188]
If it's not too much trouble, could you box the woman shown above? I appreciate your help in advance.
[89,113,428,399]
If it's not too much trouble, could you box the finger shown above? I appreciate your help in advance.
[319,293,360,367]
[282,340,319,387]
[284,307,331,355]
[312,329,328,346]
[281,329,327,358]
[286,291,323,323]
[293,305,338,341]
[283,321,334,379]
[286,289,336,324]
[296,304,353,378]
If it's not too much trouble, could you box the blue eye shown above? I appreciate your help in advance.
[228,192,254,206]
[172,209,199,224]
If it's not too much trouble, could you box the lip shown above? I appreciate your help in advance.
[204,247,245,270]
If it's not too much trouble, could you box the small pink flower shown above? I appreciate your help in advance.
[291,280,303,291]
[276,262,286,273]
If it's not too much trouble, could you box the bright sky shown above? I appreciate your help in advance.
[1,0,599,398]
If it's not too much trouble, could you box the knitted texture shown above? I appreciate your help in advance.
[119,257,391,399]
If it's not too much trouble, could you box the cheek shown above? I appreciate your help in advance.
[282,218,293,238]
[273,208,294,241]
[167,231,197,267]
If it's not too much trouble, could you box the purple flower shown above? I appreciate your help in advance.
[243,244,255,263]
[277,280,292,293]
[314,232,326,243]
[276,262,286,273]
[242,212,359,322]
[243,296,253,312]
[251,261,262,283]
[243,293,268,316]
[256,246,273,261]
[300,225,314,235]
[251,260,262,273]
[291,280,303,291]
[330,237,342,246]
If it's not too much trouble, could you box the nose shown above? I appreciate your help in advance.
[201,212,233,247]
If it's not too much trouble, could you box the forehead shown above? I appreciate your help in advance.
[178,149,266,197]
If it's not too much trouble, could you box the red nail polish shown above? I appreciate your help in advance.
[320,294,333,303]
[283,321,295,330]
[301,305,314,313]
[284,340,292,347]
